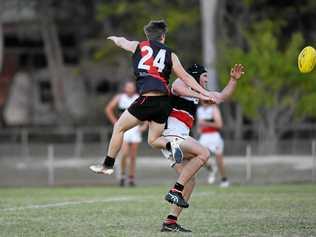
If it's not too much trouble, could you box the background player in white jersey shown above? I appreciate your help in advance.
[160,63,244,232]
[197,101,229,187]
[105,81,146,186]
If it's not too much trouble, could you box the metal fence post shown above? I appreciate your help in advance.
[246,144,252,183]
[48,144,55,186]
[21,129,29,160]
[312,140,316,182]
[74,129,83,158]
[100,128,108,156]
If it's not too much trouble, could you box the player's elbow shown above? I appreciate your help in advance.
[105,108,110,116]
[215,94,226,104]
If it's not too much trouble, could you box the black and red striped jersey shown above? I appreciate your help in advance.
[132,40,173,95]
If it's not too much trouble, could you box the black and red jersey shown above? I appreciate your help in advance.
[169,95,198,129]
[132,40,173,95]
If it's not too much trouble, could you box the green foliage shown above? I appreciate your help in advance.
[218,20,316,122]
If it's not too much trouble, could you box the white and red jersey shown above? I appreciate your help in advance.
[164,94,199,138]
[196,105,219,134]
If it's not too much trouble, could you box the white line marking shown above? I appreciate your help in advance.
[0,197,136,212]
[0,191,214,212]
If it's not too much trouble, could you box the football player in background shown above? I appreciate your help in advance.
[105,81,147,186]
[197,102,230,187]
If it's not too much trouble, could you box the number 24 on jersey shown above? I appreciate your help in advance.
[138,46,166,72]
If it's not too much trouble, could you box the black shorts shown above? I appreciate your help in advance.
[128,95,172,124]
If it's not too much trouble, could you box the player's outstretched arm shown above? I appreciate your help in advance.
[172,79,210,101]
[217,64,244,102]
[171,53,220,103]
[107,36,139,53]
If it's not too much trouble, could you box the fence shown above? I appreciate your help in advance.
[0,127,315,186]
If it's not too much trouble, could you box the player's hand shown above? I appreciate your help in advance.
[205,91,223,104]
[107,36,119,44]
[199,94,211,101]
[199,93,216,104]
[230,64,245,80]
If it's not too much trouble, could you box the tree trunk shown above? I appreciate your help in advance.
[258,109,278,155]
[221,103,234,138]
[234,103,243,140]
[221,103,243,140]
[39,8,66,121]
[200,0,218,90]
[0,17,3,72]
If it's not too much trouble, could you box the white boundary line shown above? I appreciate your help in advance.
[0,191,213,212]
[0,197,136,212]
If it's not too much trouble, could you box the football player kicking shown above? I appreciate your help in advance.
[90,20,218,204]
[160,63,244,232]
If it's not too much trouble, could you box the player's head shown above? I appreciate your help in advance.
[144,20,167,43]
[123,81,136,96]
[187,64,208,89]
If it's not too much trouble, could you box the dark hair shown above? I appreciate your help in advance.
[187,64,207,83]
[144,20,167,41]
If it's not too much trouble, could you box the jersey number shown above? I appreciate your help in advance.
[138,46,166,72]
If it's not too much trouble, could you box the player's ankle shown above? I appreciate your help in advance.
[164,214,177,224]
[103,156,115,168]
[173,182,184,192]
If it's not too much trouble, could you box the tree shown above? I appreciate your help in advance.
[218,20,316,153]
[35,0,96,123]
[0,15,3,72]
[216,0,251,140]
[200,0,218,90]
[217,0,316,142]
[37,0,66,118]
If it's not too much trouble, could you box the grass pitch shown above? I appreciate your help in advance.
[0,184,315,237]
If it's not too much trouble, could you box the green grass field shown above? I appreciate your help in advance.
[0,184,315,237]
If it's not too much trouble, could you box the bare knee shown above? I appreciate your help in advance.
[147,135,163,149]
[147,137,155,148]
[198,148,210,165]
[113,121,126,133]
